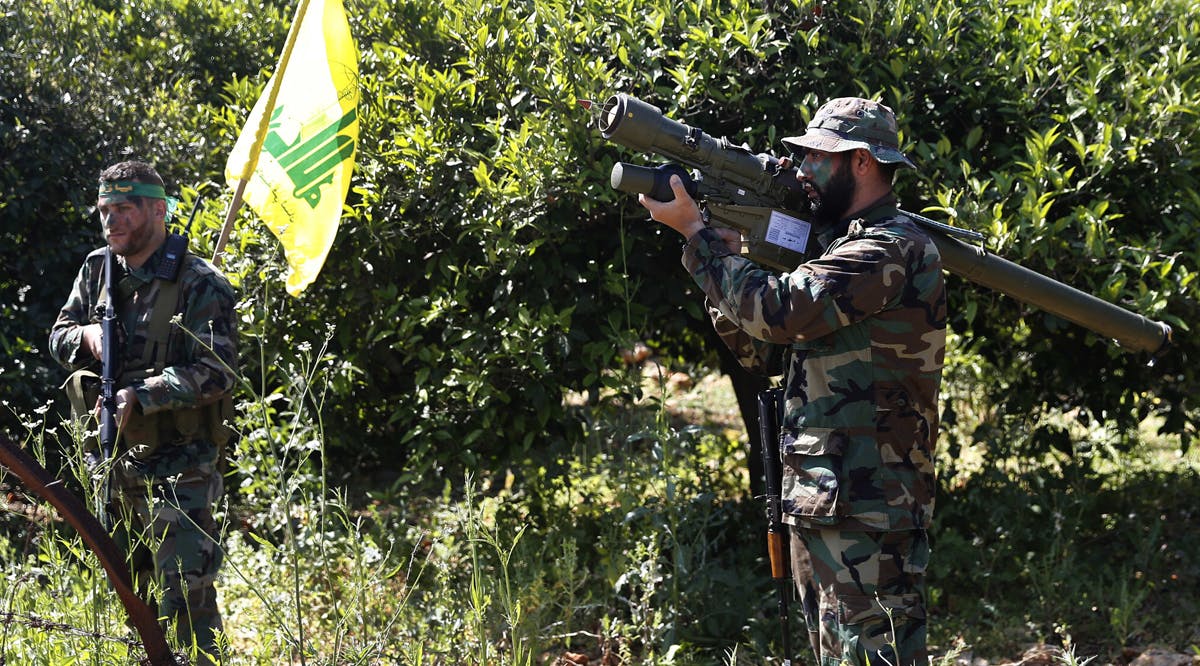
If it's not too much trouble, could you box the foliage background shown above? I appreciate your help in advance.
[3,0,1197,469]
[1,0,1198,663]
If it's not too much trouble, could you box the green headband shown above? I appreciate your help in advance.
[98,180,167,200]
[97,180,181,218]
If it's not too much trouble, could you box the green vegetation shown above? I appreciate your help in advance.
[2,0,1198,663]
[4,361,1197,664]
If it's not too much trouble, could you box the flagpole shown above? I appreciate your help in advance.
[213,179,248,266]
[213,0,314,265]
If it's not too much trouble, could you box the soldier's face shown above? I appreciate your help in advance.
[98,197,163,259]
[797,150,856,225]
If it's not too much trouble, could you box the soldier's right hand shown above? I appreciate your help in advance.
[81,323,104,360]
[639,175,705,239]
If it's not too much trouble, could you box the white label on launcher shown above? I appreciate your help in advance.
[764,211,811,254]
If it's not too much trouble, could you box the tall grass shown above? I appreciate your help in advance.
[1,349,1198,664]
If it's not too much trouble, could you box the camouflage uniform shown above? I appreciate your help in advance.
[49,240,238,660]
[681,99,945,666]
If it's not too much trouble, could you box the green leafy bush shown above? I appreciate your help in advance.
[4,0,1200,663]
[3,0,1198,495]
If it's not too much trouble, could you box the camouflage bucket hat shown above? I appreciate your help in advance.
[782,97,916,169]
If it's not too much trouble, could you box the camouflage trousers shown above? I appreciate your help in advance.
[789,527,929,666]
[111,438,225,662]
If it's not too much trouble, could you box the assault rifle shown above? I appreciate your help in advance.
[97,246,120,529]
[591,93,1172,356]
[757,387,792,665]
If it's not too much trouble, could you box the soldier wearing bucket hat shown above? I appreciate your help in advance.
[640,97,944,666]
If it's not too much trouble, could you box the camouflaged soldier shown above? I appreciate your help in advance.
[49,160,238,664]
[640,98,945,666]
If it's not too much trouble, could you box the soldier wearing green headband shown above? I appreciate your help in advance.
[49,160,238,664]
[641,98,944,666]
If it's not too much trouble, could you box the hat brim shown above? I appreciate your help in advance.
[782,131,916,170]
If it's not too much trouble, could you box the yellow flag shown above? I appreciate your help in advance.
[225,0,359,296]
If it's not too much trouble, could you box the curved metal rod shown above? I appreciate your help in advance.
[0,435,176,665]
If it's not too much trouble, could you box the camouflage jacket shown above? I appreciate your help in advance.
[682,202,946,531]
[49,242,239,418]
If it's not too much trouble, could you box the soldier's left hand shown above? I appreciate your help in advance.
[115,387,138,429]
[92,387,138,429]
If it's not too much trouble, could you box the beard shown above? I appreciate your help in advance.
[809,158,856,226]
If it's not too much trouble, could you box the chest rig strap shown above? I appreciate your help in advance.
[97,260,184,376]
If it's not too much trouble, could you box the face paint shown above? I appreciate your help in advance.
[98,198,161,260]
[94,178,171,265]
[798,151,856,225]
[799,150,837,189]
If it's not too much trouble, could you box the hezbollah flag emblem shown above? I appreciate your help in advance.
[225,0,359,296]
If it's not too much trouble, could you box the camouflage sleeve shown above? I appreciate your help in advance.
[48,254,100,371]
[677,230,785,375]
[707,301,786,376]
[682,226,910,344]
[132,261,239,414]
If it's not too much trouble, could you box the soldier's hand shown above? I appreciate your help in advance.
[638,175,705,239]
[115,387,138,429]
[81,323,104,360]
[91,386,138,429]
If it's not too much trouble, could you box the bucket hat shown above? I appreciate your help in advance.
[782,97,916,169]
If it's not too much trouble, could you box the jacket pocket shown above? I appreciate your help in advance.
[781,428,846,525]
